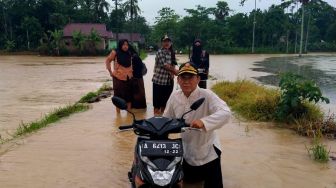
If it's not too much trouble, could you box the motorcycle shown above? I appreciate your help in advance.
[112,96,205,188]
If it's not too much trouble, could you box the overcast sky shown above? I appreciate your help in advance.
[108,0,336,25]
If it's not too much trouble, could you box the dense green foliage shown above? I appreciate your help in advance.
[276,72,329,121]
[0,0,335,53]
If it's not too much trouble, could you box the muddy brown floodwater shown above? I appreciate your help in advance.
[0,54,335,188]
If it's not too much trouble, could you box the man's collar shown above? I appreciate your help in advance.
[183,87,200,99]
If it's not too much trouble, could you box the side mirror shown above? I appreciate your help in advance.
[112,96,128,110]
[181,97,205,119]
[111,96,136,122]
[190,98,205,111]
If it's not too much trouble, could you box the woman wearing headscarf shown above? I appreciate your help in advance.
[129,45,147,109]
[190,39,209,89]
[105,39,133,113]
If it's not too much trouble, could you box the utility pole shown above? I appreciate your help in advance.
[304,9,310,53]
[286,30,289,53]
[252,0,256,53]
[299,2,305,57]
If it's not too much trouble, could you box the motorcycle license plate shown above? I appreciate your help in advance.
[140,140,183,157]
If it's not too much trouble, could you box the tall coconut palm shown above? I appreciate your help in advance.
[122,0,141,19]
[92,0,110,22]
[213,1,230,21]
[78,0,110,22]
[112,0,123,42]
[122,0,141,42]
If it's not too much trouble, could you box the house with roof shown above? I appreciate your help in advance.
[110,33,145,50]
[62,23,145,52]
[63,23,113,52]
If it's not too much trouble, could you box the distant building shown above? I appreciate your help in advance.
[63,23,113,51]
[110,33,145,50]
[62,23,144,52]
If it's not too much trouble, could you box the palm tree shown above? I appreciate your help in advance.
[92,0,110,22]
[78,0,110,22]
[213,1,230,20]
[112,0,123,42]
[122,0,141,42]
[122,0,141,19]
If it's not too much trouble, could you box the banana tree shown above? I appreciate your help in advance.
[49,30,63,56]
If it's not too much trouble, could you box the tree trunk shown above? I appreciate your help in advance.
[26,29,30,50]
[286,30,289,53]
[252,0,256,53]
[304,10,310,53]
[299,3,304,57]
[295,31,298,54]
[2,5,8,38]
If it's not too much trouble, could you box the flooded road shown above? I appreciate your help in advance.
[0,55,109,138]
[0,54,336,188]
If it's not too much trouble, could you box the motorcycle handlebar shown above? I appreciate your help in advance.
[182,123,202,131]
[118,125,133,130]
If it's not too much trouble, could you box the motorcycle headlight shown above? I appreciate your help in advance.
[147,166,175,187]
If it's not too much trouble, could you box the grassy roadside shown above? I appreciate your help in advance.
[140,49,148,60]
[212,80,333,132]
[15,103,89,137]
[78,83,112,103]
[0,83,112,145]
[212,79,335,162]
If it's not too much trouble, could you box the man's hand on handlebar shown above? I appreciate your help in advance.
[190,120,205,130]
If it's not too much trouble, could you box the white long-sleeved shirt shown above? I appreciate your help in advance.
[163,87,231,166]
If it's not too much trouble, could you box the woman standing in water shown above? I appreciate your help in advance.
[190,39,209,89]
[105,39,133,113]
[129,46,147,109]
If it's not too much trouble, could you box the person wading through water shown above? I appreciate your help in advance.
[129,45,147,109]
[105,39,133,113]
[190,39,209,89]
[152,34,178,116]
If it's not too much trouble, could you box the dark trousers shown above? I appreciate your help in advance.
[198,80,207,89]
[198,73,208,89]
[152,82,173,109]
[183,147,223,188]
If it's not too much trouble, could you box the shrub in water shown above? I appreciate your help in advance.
[306,131,330,163]
[276,73,329,121]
